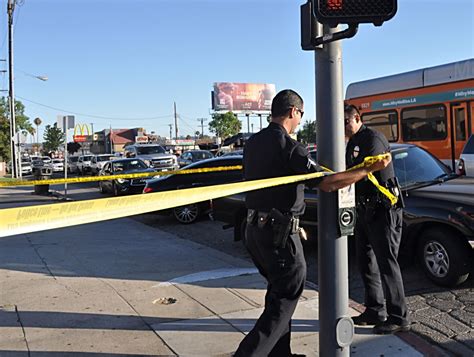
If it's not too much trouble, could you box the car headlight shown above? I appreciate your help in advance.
[144,159,151,167]
[116,178,126,184]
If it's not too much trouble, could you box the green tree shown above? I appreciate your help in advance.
[0,97,34,161]
[297,120,317,144]
[208,112,241,140]
[43,123,65,153]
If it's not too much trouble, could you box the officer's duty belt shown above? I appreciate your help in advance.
[248,209,300,234]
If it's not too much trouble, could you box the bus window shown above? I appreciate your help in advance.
[401,105,447,141]
[361,110,398,142]
[454,107,466,141]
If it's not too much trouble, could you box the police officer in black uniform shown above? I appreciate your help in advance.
[344,104,410,334]
[234,90,392,357]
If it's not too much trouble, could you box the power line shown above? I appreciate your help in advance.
[16,95,174,121]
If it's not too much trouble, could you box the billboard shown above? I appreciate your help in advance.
[212,83,276,113]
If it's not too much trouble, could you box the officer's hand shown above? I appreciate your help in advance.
[367,154,391,173]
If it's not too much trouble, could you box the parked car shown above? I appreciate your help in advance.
[123,144,179,172]
[91,154,115,175]
[98,158,156,196]
[458,134,474,177]
[212,144,474,287]
[31,158,52,176]
[67,156,80,174]
[6,158,33,175]
[51,159,64,172]
[221,149,244,157]
[177,150,214,167]
[143,156,243,224]
[77,155,94,175]
[20,158,33,175]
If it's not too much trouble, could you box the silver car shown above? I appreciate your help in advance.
[458,134,474,177]
[91,154,115,175]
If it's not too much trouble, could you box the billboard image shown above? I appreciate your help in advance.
[212,83,276,113]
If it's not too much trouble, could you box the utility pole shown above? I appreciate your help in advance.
[168,124,173,140]
[90,123,94,135]
[7,0,17,178]
[258,114,263,130]
[174,102,178,140]
[109,125,113,154]
[197,118,207,138]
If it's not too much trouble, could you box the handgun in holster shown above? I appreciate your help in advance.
[269,208,292,248]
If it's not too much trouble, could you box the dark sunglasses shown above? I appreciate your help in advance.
[295,107,304,118]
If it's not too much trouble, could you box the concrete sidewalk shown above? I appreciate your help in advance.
[0,216,437,356]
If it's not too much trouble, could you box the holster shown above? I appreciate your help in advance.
[387,177,405,209]
[269,208,292,249]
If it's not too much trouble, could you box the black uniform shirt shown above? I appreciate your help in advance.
[244,122,322,216]
[345,124,394,197]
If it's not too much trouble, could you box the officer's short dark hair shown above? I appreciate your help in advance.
[344,104,360,117]
[271,89,303,118]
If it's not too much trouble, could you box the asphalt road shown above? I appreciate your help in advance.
[2,179,473,356]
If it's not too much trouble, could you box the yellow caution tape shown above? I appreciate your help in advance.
[319,153,398,206]
[0,171,327,238]
[0,166,243,187]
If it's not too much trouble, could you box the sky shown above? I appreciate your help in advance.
[1,0,473,142]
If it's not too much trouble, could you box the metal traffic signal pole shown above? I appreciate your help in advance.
[302,0,397,355]
[315,24,352,357]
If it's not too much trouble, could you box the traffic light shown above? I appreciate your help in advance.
[315,0,397,26]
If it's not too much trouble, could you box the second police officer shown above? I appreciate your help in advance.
[345,104,410,334]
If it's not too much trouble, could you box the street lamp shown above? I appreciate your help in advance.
[7,0,47,178]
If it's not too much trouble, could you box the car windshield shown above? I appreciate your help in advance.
[113,160,147,172]
[392,146,452,189]
[52,159,63,163]
[136,146,166,155]
[69,157,79,162]
[83,155,93,161]
[97,156,114,162]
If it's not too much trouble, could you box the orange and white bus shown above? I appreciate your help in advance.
[345,59,474,168]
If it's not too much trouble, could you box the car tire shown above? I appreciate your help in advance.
[417,228,471,287]
[240,219,247,243]
[112,182,120,196]
[99,182,106,194]
[173,204,200,224]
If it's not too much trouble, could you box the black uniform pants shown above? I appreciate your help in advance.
[355,203,409,326]
[235,221,306,357]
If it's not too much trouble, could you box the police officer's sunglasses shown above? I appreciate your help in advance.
[290,107,304,118]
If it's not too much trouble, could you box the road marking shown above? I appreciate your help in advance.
[154,268,259,287]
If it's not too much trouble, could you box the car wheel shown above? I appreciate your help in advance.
[173,204,200,224]
[240,218,247,243]
[112,182,120,196]
[418,228,471,287]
